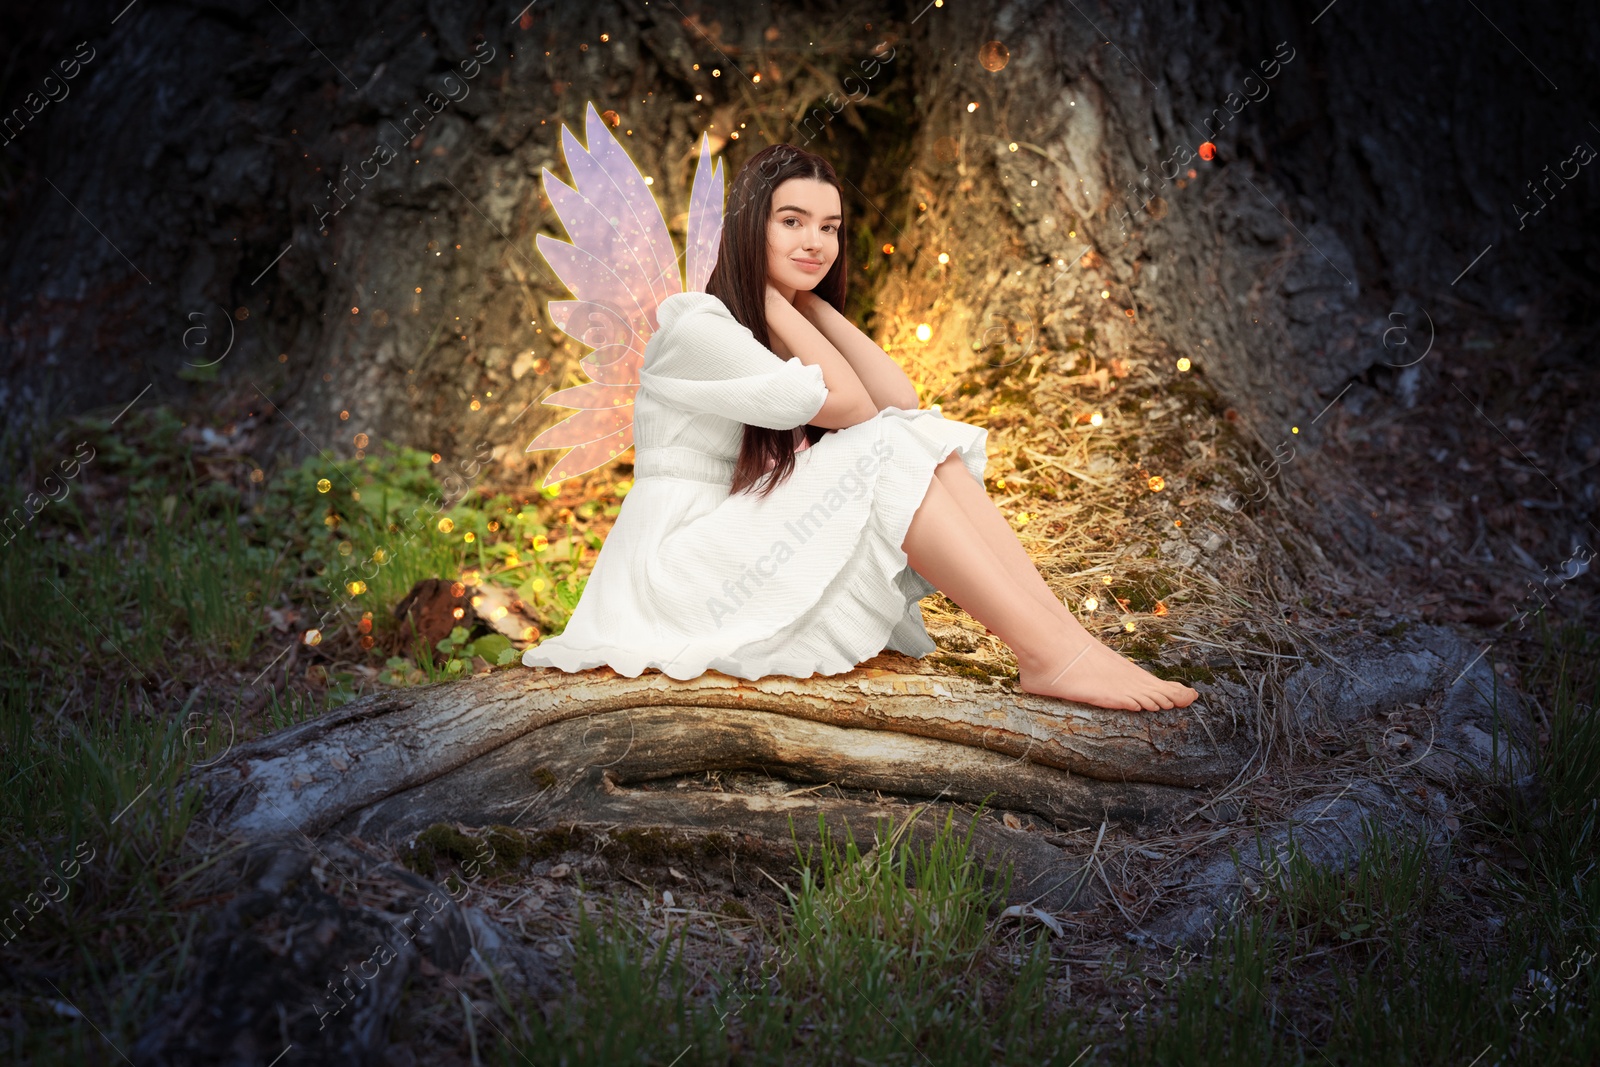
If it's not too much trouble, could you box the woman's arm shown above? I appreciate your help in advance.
[794,291,920,411]
[764,285,879,429]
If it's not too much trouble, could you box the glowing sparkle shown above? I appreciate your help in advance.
[1089,412,1104,427]
[463,531,476,542]
[1199,141,1216,161]
[966,102,978,112]
[347,580,367,595]
[915,323,932,342]
[316,478,331,493]
[1291,426,1300,434]
[1083,596,1099,611]
[1176,357,1191,372]
[453,607,465,619]
[354,432,369,447]
[303,628,322,646]
[1124,621,1137,632]
[1101,290,1110,299]
[1102,575,1114,585]
[937,252,950,264]
[1148,476,1166,492]
[1008,141,1018,152]
[438,517,455,533]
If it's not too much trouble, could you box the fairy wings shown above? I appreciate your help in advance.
[522,101,725,488]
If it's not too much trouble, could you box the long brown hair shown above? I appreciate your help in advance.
[705,143,847,497]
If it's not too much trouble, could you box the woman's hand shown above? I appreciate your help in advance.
[764,282,795,318]
[790,288,823,319]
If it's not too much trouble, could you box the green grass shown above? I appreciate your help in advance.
[0,403,617,1061]
[481,807,1090,1066]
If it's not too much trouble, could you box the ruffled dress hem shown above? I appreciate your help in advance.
[521,405,985,681]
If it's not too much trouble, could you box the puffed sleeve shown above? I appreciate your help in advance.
[639,292,829,430]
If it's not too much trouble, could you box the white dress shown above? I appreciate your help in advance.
[520,290,990,681]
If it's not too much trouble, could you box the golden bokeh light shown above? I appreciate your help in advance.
[979,40,1010,72]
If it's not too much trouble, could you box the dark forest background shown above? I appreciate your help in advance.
[2,0,1595,498]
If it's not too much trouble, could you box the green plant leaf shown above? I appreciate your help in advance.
[473,633,511,662]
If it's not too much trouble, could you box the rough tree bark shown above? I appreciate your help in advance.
[194,659,1254,897]
[3,0,1591,483]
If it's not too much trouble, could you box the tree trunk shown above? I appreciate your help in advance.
[3,0,1588,495]
[193,658,1251,903]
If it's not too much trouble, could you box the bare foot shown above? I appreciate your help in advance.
[1017,638,1199,712]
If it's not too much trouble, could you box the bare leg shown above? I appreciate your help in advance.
[928,456,1197,709]
[933,456,1082,625]
[901,469,1194,712]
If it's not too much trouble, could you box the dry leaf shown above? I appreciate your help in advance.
[1002,812,1023,830]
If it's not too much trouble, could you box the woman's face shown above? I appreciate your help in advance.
[765,177,841,297]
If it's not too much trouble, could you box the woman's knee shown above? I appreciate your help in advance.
[933,453,977,489]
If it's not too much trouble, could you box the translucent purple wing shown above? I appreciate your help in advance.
[525,102,684,488]
[684,132,725,293]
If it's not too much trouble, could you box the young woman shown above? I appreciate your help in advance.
[522,144,1197,713]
